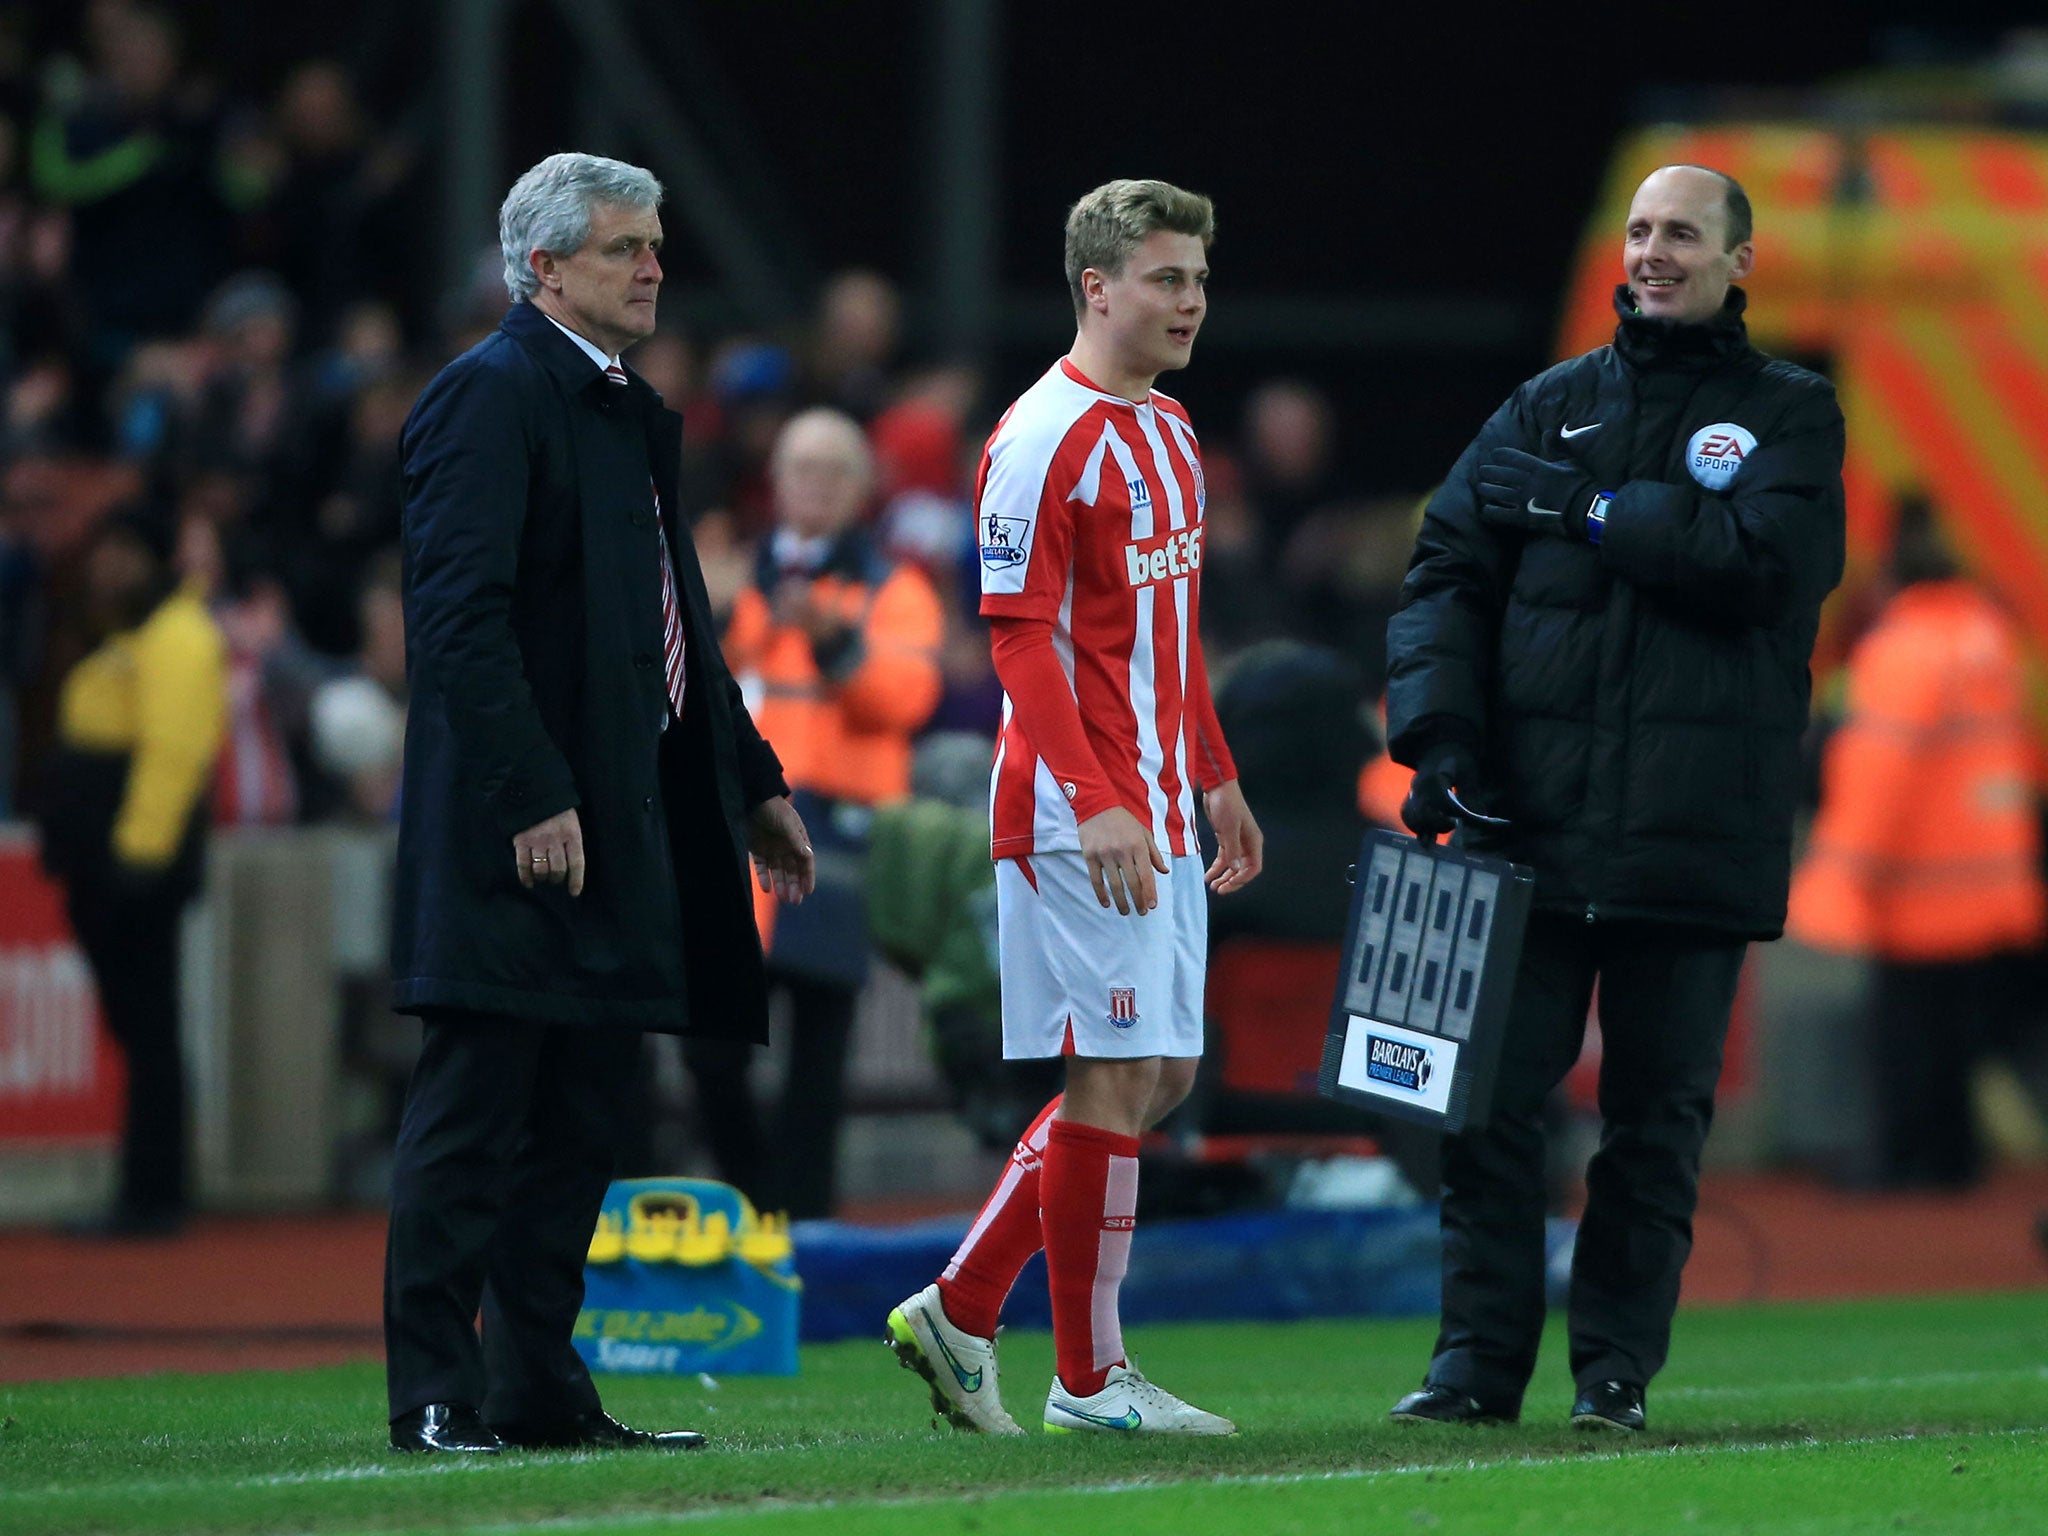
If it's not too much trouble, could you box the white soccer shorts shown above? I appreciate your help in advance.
[995,852,1206,1060]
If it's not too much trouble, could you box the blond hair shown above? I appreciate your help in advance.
[1063,179,1215,315]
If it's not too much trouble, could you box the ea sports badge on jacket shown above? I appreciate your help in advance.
[1686,422,1757,491]
[1317,829,1534,1134]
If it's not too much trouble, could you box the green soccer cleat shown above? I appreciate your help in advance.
[886,1283,1025,1435]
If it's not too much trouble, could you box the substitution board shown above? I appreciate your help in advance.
[1317,829,1533,1134]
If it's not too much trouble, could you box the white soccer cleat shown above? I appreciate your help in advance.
[886,1283,1025,1435]
[1043,1362,1237,1436]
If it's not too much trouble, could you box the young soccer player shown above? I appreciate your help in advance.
[887,179,1263,1436]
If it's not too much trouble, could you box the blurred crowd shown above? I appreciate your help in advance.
[14,5,2042,1229]
[0,0,1414,841]
[2,4,1424,1228]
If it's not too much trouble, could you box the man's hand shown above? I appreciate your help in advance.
[1203,779,1264,895]
[1401,743,1479,839]
[772,577,856,655]
[749,795,816,905]
[1478,447,1598,539]
[1078,805,1168,916]
[514,808,586,896]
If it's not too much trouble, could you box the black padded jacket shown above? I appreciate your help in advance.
[1385,286,1846,938]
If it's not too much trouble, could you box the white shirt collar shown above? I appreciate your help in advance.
[542,312,618,373]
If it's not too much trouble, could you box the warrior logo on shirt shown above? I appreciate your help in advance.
[1108,987,1139,1028]
[980,512,1029,569]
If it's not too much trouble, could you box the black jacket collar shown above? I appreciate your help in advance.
[500,302,666,410]
[1611,284,1752,374]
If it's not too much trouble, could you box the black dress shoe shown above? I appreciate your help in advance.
[390,1403,504,1454]
[1570,1380,1645,1433]
[491,1408,707,1451]
[1389,1383,1518,1425]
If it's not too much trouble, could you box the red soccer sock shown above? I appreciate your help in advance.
[1040,1116,1141,1399]
[936,1095,1062,1338]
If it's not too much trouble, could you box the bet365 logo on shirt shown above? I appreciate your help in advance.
[1123,526,1204,587]
[1686,422,1757,492]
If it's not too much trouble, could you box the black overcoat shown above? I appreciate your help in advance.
[390,302,787,1038]
[1386,288,1846,939]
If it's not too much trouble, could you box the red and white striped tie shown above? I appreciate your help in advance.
[607,363,686,719]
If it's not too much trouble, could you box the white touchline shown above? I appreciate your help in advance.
[8,1378,2043,1522]
[1662,1365,2048,1400]
[439,1424,2048,1533]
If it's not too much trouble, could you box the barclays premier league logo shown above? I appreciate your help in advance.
[1365,1034,1433,1093]
[980,512,1028,569]
[1686,422,1757,492]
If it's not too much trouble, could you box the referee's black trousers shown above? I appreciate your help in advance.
[1424,914,1745,1413]
[383,1012,640,1424]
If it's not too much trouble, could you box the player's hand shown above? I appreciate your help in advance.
[1203,779,1264,895]
[1078,805,1168,916]
[514,807,586,896]
[749,795,816,904]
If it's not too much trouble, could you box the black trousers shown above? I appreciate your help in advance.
[682,972,858,1220]
[1426,913,1745,1410]
[383,1013,640,1423]
[68,884,187,1216]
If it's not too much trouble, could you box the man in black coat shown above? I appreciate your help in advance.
[1383,165,1845,1433]
[383,152,815,1455]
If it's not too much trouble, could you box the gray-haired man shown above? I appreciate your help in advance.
[383,152,814,1454]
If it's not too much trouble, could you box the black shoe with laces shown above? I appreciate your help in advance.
[1389,1383,1518,1425]
[1570,1379,1645,1433]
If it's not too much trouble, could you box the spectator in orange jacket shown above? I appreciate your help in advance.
[687,407,944,1216]
[1789,496,2046,1188]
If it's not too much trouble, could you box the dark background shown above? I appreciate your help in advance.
[16,0,2027,486]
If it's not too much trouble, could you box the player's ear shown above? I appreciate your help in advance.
[1082,267,1110,316]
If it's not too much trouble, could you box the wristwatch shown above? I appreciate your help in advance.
[1584,491,1615,546]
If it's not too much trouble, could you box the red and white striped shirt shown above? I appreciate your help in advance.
[977,358,1235,860]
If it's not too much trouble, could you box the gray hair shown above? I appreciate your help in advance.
[498,152,664,303]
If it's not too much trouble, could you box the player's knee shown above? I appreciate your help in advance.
[1064,1055,1163,1135]
[1145,1057,1199,1127]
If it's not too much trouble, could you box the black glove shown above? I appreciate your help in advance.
[1400,742,1479,839]
[1478,447,1598,539]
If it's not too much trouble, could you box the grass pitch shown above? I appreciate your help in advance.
[2,1292,2044,1534]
